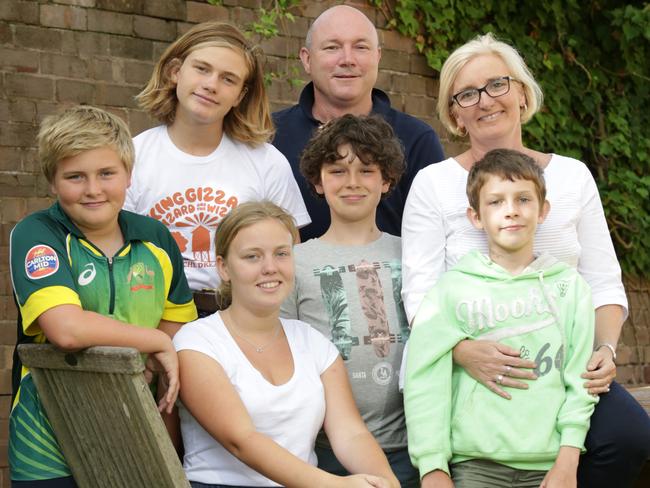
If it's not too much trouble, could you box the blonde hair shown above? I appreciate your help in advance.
[38,105,134,183]
[137,21,274,145]
[215,201,299,308]
[438,33,544,136]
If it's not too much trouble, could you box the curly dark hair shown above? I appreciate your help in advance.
[299,114,405,198]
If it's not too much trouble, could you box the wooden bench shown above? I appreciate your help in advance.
[18,344,190,488]
[629,386,650,488]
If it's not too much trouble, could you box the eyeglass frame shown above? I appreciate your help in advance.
[450,76,520,108]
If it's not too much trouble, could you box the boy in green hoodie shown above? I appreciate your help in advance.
[404,148,598,488]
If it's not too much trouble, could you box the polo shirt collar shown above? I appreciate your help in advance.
[298,82,392,123]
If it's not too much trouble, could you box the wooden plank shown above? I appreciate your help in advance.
[628,386,650,415]
[18,344,144,374]
[18,344,189,488]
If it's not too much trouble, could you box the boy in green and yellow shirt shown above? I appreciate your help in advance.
[9,106,197,486]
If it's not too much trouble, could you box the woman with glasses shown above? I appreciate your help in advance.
[401,33,650,487]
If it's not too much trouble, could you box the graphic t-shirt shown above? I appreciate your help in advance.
[281,234,409,449]
[125,126,311,290]
[8,202,197,481]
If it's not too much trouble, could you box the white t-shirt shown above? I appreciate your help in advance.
[124,126,311,291]
[173,313,339,486]
[401,155,627,323]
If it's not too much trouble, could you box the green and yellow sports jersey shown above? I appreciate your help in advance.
[9,202,197,481]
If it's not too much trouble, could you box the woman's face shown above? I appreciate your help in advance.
[451,54,526,145]
[217,219,295,314]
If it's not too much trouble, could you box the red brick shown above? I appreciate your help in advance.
[0,322,16,347]
[379,28,416,54]
[127,109,156,136]
[260,36,301,58]
[0,47,40,73]
[56,79,96,104]
[25,197,52,215]
[0,99,37,124]
[55,0,96,6]
[0,346,12,370]
[72,30,111,56]
[375,71,391,92]
[0,396,10,418]
[0,21,11,44]
[0,199,25,224]
[123,59,154,85]
[404,95,436,118]
[380,48,411,72]
[152,40,170,61]
[410,54,435,76]
[110,35,153,60]
[0,369,10,394]
[186,1,229,23]
[284,16,310,40]
[301,1,338,19]
[96,83,140,108]
[230,7,256,26]
[40,52,89,78]
[133,15,176,41]
[0,1,39,25]
[0,122,37,148]
[87,9,132,35]
[40,4,87,31]
[95,0,143,14]
[222,0,261,8]
[90,57,120,82]
[143,0,185,21]
[14,25,62,52]
[0,147,28,172]
[176,21,196,36]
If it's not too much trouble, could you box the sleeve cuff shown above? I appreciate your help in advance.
[416,452,450,479]
[162,300,198,323]
[560,425,590,451]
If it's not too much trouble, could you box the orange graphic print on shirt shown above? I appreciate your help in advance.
[147,186,238,269]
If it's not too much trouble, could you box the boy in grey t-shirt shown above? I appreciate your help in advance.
[281,114,417,487]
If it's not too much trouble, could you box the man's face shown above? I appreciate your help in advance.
[300,6,381,113]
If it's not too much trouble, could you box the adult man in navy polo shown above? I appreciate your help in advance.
[273,5,445,241]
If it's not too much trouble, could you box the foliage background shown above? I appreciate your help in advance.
[371,0,650,276]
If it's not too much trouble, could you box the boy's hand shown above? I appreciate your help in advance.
[144,343,179,414]
[581,348,616,395]
[421,470,454,488]
[540,446,579,488]
[452,340,537,400]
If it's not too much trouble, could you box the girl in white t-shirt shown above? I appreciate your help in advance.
[173,201,399,488]
[124,22,310,315]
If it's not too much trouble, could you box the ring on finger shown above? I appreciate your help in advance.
[496,374,504,385]
[504,365,512,375]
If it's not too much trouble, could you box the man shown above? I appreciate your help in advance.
[273,5,445,241]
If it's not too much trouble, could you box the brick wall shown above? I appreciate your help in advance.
[0,0,647,484]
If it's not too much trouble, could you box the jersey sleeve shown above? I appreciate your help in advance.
[10,216,81,336]
[150,222,197,323]
[262,144,311,228]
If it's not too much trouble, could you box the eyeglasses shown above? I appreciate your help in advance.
[451,76,518,108]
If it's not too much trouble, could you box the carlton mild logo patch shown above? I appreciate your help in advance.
[25,245,59,280]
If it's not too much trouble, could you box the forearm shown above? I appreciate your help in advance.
[331,431,397,483]
[594,304,624,348]
[39,305,172,353]
[233,431,336,488]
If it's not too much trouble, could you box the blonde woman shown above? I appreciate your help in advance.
[174,202,399,488]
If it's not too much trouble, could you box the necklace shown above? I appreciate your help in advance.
[226,312,282,353]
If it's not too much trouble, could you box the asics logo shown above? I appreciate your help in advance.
[78,263,96,286]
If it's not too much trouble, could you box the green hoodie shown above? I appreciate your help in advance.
[405,251,598,478]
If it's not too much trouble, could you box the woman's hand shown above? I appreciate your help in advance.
[581,348,616,395]
[452,340,537,399]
